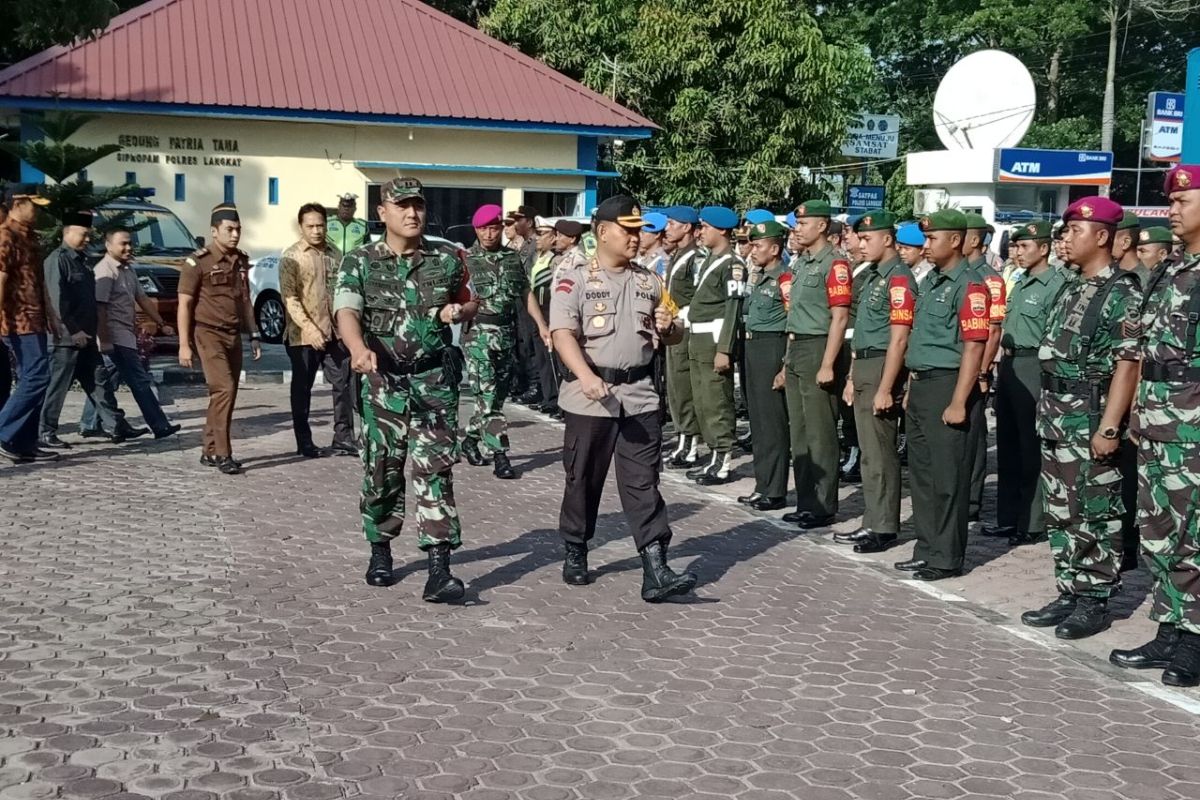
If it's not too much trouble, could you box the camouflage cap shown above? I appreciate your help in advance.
[1010,220,1052,242]
[1117,210,1140,231]
[852,209,897,233]
[1138,226,1174,245]
[919,209,969,232]
[380,177,424,203]
[748,220,788,241]
[794,199,832,218]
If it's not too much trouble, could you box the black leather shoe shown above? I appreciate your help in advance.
[981,525,1017,538]
[894,558,927,572]
[782,510,810,524]
[0,443,33,463]
[297,444,324,459]
[154,424,182,440]
[639,541,697,603]
[365,541,398,587]
[1162,632,1200,688]
[735,433,753,452]
[422,543,465,603]
[1021,594,1077,628]
[1110,623,1181,670]
[548,408,565,421]
[912,566,962,581]
[737,492,763,506]
[1055,597,1110,640]
[39,435,72,449]
[855,533,898,553]
[797,513,835,530]
[695,468,734,486]
[79,427,109,439]
[330,441,360,457]
[462,438,488,467]
[685,460,712,481]
[493,451,517,479]
[1009,530,1047,547]
[840,467,861,485]
[216,456,242,475]
[29,448,62,462]
[563,542,589,586]
[833,528,871,545]
[968,511,980,523]
[751,496,786,511]
[113,425,150,444]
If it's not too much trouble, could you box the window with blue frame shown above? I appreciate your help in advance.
[174,174,186,202]
[124,171,136,185]
[268,177,279,206]
[224,175,235,204]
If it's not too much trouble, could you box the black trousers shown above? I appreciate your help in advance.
[514,306,538,397]
[560,410,671,550]
[994,354,1044,533]
[744,333,789,498]
[39,343,123,438]
[286,341,355,449]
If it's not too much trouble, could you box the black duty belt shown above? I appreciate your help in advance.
[563,363,653,386]
[788,333,825,341]
[1040,373,1111,394]
[1141,361,1200,383]
[384,352,444,376]
[855,347,887,360]
[909,368,958,381]
[1004,347,1039,357]
[474,312,515,325]
[745,330,786,340]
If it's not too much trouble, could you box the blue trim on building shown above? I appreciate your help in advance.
[268,177,279,206]
[1,97,655,139]
[18,113,44,182]
[576,136,600,214]
[355,161,619,178]
[224,175,235,204]
[175,174,186,202]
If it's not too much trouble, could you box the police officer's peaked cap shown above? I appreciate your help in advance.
[748,220,787,241]
[2,183,49,206]
[553,219,586,237]
[852,210,897,233]
[699,206,738,230]
[1010,220,1052,242]
[919,209,969,232]
[664,205,700,225]
[1139,226,1174,245]
[594,195,645,228]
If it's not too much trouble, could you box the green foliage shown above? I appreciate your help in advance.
[0,1,146,64]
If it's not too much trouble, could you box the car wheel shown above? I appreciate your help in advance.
[256,292,286,344]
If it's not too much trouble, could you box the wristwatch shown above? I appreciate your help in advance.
[1099,425,1120,440]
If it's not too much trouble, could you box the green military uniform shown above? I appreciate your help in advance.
[963,224,1004,521]
[332,183,470,553]
[741,221,791,500]
[687,242,745,463]
[665,243,702,462]
[328,215,371,255]
[849,211,916,538]
[905,210,992,575]
[1037,263,1140,600]
[461,244,528,455]
[784,200,853,520]
[993,221,1067,542]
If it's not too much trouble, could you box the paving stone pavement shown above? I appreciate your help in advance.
[2,384,1200,800]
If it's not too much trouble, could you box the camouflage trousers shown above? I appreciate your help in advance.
[462,322,514,454]
[359,367,461,550]
[1040,437,1126,598]
[1138,438,1200,633]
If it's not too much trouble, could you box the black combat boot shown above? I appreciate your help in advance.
[685,452,715,481]
[667,436,699,470]
[493,451,516,480]
[462,437,488,467]
[1054,596,1110,640]
[695,452,733,485]
[1021,593,1077,628]
[365,541,398,587]
[422,543,465,603]
[1162,631,1200,687]
[1110,623,1181,670]
[638,541,697,603]
[563,542,589,586]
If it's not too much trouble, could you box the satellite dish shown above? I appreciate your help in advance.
[933,50,1036,150]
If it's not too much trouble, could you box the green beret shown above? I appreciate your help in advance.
[853,209,897,233]
[1117,211,1140,231]
[794,199,832,218]
[963,212,993,232]
[919,209,969,232]
[1138,226,1173,245]
[748,220,787,241]
[1010,220,1052,242]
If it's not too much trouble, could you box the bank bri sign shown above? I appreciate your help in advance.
[995,148,1114,186]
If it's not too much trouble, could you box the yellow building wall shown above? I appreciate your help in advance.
[64,114,585,256]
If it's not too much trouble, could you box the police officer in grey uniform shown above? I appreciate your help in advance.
[549,195,697,603]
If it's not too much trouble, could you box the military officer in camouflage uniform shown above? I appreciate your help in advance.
[837,211,916,553]
[1113,211,1145,283]
[778,200,853,529]
[1111,164,1200,687]
[1137,226,1174,274]
[686,206,745,485]
[1019,197,1141,639]
[334,177,479,602]
[986,221,1066,548]
[897,210,991,581]
[459,204,550,479]
[662,206,703,469]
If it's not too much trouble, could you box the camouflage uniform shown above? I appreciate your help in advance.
[1037,265,1141,598]
[461,245,528,454]
[1133,250,1200,632]
[333,238,473,550]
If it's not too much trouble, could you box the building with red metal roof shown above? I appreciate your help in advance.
[0,0,655,253]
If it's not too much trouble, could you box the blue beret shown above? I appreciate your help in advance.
[743,208,775,225]
[642,212,668,234]
[664,205,699,225]
[896,222,926,247]
[785,211,797,229]
[699,205,738,230]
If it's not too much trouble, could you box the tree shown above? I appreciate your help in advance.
[0,1,133,65]
[483,0,872,207]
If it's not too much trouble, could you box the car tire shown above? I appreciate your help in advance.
[255,292,286,344]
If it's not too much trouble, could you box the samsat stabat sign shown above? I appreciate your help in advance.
[841,114,900,159]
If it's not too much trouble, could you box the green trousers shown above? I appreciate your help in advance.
[1139,438,1200,633]
[785,336,847,516]
[969,389,987,518]
[851,356,903,534]
[667,329,698,437]
[993,354,1044,533]
[687,329,735,452]
[744,332,789,498]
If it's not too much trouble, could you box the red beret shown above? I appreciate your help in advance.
[1062,196,1123,226]
[1164,164,1200,195]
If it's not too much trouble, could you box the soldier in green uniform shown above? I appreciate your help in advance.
[686,206,745,485]
[986,221,1066,547]
[1112,211,1145,283]
[459,204,550,479]
[735,220,791,510]
[327,194,370,255]
[837,211,916,553]
[1111,164,1200,686]
[1136,226,1174,275]
[1019,197,1141,639]
[778,200,853,529]
[897,209,991,581]
[334,177,479,602]
[662,206,703,469]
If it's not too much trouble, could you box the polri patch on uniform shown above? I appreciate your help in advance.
[636,274,652,290]
[594,302,607,312]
